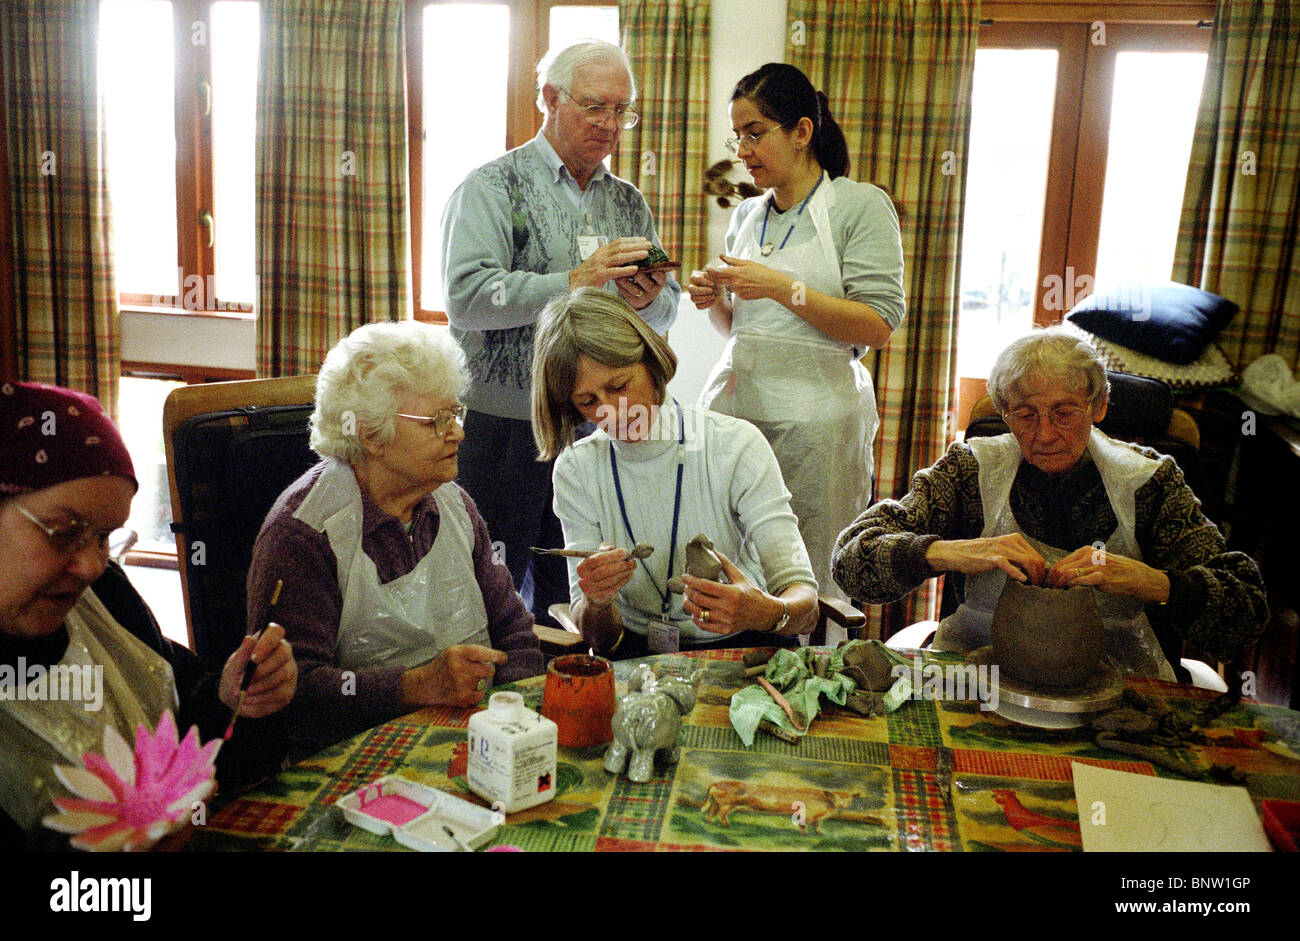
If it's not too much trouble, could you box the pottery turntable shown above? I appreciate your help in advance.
[968,646,1123,728]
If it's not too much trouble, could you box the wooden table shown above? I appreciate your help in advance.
[189,648,1300,852]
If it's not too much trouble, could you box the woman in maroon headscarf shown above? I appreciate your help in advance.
[0,381,297,849]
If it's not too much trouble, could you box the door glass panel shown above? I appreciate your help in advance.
[957,49,1058,380]
[100,0,178,299]
[421,3,510,310]
[1094,51,1208,285]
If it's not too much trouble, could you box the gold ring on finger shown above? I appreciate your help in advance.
[701,609,710,623]
[1075,567,1085,577]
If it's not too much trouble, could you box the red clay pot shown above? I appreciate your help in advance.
[541,654,616,748]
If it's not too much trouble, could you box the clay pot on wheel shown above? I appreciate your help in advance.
[991,580,1104,687]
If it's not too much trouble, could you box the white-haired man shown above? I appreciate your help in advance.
[441,40,681,622]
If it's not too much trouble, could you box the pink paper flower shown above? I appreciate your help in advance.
[42,711,221,851]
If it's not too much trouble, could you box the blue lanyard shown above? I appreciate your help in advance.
[609,401,685,617]
[759,172,824,254]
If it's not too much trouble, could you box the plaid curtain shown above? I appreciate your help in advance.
[1,1,119,416]
[256,0,409,377]
[1174,0,1300,369]
[613,0,710,275]
[789,0,979,638]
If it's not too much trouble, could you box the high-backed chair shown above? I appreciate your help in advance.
[163,376,320,670]
[889,371,1226,690]
[163,376,583,670]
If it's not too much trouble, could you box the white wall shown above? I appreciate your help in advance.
[666,0,788,404]
[120,0,791,394]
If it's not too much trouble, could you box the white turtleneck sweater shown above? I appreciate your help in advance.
[551,397,817,641]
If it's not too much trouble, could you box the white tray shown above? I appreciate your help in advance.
[338,775,500,851]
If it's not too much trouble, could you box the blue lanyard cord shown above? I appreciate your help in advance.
[609,402,685,617]
[759,172,824,253]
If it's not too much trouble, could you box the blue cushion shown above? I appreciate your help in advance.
[1065,281,1237,365]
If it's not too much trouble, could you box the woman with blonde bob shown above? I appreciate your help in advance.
[249,321,543,760]
[533,288,819,658]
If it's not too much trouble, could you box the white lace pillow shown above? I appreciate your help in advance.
[1063,322,1236,389]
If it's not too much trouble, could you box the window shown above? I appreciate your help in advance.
[408,0,619,319]
[99,0,259,313]
[956,17,1210,419]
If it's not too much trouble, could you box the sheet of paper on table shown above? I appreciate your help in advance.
[1072,762,1271,852]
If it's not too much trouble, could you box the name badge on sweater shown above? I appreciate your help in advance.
[646,619,680,654]
[576,234,606,260]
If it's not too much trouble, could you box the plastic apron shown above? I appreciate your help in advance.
[933,429,1175,680]
[700,175,877,602]
[294,458,491,671]
[0,591,177,831]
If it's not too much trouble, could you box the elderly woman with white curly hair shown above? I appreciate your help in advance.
[248,321,543,760]
[832,327,1267,681]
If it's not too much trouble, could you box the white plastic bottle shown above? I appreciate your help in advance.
[467,691,558,814]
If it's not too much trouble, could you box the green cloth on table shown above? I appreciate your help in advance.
[729,641,914,746]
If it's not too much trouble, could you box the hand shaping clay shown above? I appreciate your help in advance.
[991,580,1104,687]
[667,534,725,594]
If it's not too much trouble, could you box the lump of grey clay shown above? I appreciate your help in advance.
[840,643,896,692]
[628,543,654,560]
[667,534,725,594]
[991,580,1103,687]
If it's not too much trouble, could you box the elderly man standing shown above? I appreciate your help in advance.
[441,39,680,622]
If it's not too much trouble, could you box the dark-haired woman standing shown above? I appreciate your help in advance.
[689,63,905,611]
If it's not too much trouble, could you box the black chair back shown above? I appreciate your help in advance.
[170,404,317,670]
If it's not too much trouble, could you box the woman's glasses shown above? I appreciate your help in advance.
[1003,404,1091,431]
[13,503,131,559]
[724,124,788,154]
[396,404,469,438]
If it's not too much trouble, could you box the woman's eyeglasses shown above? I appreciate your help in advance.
[561,90,639,130]
[724,124,788,154]
[396,404,469,438]
[1003,404,1091,430]
[13,503,131,559]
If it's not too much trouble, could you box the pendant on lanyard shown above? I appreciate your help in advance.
[758,173,824,257]
[609,401,686,618]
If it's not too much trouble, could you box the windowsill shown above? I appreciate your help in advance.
[119,305,254,322]
[120,309,256,373]
[122,548,180,571]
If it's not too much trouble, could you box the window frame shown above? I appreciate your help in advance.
[956,6,1212,427]
[976,6,1213,326]
[106,0,259,316]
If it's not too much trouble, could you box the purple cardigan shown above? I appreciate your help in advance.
[247,461,544,760]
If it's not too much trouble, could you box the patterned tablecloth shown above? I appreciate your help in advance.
[190,648,1300,852]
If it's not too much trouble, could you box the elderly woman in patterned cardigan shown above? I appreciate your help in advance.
[832,328,1267,681]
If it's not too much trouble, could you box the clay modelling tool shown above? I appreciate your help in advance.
[531,543,653,559]
[224,578,281,740]
[756,675,807,733]
[758,719,800,745]
[935,744,954,809]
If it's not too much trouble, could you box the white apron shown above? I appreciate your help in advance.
[700,175,877,603]
[933,429,1176,680]
[294,459,491,671]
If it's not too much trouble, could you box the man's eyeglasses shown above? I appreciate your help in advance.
[1003,404,1092,430]
[13,503,132,559]
[724,124,788,154]
[561,90,639,130]
[397,404,468,438]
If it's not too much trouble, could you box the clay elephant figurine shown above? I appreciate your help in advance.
[604,665,696,783]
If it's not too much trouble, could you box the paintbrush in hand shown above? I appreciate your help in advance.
[224,579,282,740]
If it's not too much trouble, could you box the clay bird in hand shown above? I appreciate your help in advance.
[991,788,1082,848]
